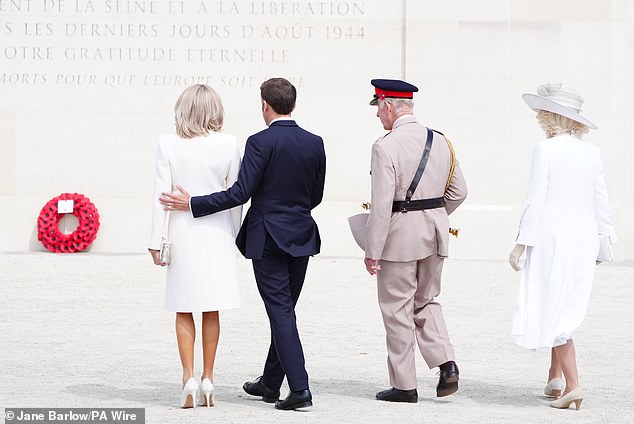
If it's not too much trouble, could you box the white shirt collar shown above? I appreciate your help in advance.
[269,117,294,125]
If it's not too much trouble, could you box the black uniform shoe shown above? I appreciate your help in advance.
[242,376,280,403]
[275,389,313,410]
[375,387,418,403]
[436,361,459,397]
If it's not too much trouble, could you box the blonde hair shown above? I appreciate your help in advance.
[536,110,589,139]
[174,84,224,139]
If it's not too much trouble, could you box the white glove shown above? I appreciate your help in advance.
[509,244,526,272]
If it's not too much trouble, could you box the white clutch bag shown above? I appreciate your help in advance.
[159,238,171,265]
[597,232,613,263]
[159,211,172,265]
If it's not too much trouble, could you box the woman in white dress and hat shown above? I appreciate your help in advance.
[508,83,617,410]
[148,84,242,408]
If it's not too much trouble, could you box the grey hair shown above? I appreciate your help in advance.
[379,98,414,112]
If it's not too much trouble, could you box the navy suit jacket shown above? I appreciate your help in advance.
[190,120,326,260]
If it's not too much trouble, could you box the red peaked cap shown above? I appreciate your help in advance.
[370,79,419,105]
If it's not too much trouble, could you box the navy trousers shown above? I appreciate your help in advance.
[252,234,310,392]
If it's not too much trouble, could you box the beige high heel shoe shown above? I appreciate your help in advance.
[549,387,583,410]
[181,377,199,409]
[544,378,565,398]
[197,378,214,407]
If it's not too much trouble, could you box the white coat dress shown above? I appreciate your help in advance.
[512,134,617,349]
[149,132,242,312]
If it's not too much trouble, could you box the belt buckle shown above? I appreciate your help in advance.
[401,201,409,213]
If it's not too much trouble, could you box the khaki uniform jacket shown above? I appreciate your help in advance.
[365,115,468,261]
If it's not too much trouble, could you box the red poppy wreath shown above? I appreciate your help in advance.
[37,193,100,253]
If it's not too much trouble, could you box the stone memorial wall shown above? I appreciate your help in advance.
[1,0,632,259]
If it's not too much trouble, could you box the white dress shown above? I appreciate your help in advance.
[512,134,617,349]
[149,133,242,312]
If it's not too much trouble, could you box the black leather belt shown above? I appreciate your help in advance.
[392,197,445,213]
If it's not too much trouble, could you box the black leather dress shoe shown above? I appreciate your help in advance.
[242,376,280,403]
[275,389,313,410]
[436,361,459,397]
[375,387,418,403]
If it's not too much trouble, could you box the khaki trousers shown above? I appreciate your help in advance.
[377,254,455,390]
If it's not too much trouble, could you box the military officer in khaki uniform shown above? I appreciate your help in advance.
[364,79,468,403]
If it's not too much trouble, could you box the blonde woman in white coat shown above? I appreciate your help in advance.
[149,85,242,408]
[509,83,617,411]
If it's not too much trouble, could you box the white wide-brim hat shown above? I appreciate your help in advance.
[522,83,597,129]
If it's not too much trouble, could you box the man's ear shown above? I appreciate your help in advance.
[261,100,269,112]
[384,100,393,113]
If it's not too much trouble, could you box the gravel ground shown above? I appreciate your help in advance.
[1,252,632,423]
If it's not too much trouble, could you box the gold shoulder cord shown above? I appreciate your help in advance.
[443,134,459,237]
[443,134,456,192]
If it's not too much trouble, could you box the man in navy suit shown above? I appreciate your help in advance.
[160,78,326,410]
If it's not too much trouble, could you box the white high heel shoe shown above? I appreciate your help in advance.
[197,378,214,407]
[550,387,583,410]
[181,377,199,409]
[544,378,565,398]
